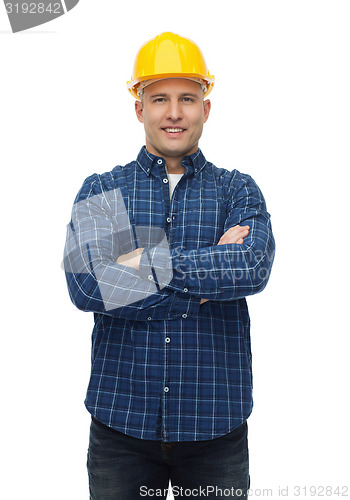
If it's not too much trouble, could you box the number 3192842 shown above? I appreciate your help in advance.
[5,3,63,14]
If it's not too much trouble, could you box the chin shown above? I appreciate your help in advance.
[163,142,196,156]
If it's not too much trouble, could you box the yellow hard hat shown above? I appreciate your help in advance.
[127,32,215,100]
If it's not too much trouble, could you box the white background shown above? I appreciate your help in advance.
[1,1,349,498]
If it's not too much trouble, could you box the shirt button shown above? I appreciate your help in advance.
[147,317,152,321]
[148,275,153,281]
[166,217,171,223]
[182,313,187,319]
[183,288,188,293]
[164,387,169,392]
[157,159,163,165]
[163,178,168,183]
[172,215,176,220]
[165,337,171,343]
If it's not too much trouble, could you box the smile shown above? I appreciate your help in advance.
[163,128,185,133]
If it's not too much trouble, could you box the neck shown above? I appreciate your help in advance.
[145,142,199,175]
[164,157,185,174]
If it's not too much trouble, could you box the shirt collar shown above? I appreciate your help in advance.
[136,145,207,177]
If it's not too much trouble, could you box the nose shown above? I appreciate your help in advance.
[166,100,183,122]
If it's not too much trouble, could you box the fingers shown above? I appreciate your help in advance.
[116,247,144,266]
[217,225,250,246]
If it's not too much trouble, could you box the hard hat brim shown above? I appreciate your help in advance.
[127,73,215,100]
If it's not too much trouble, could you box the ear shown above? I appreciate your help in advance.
[135,100,144,123]
[203,99,211,123]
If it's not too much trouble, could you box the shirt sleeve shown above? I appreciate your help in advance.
[63,175,200,320]
[139,172,275,301]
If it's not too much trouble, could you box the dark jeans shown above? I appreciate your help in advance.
[87,417,250,499]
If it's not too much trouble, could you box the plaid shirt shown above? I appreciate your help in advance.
[64,146,275,442]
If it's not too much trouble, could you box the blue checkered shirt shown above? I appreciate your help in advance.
[64,146,275,442]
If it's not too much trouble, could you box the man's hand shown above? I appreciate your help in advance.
[217,225,250,246]
[200,225,250,305]
[116,248,144,271]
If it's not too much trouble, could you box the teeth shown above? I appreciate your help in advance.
[165,128,184,133]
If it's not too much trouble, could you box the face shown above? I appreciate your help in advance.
[135,78,211,164]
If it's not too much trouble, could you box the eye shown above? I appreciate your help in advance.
[182,97,195,102]
[153,98,166,103]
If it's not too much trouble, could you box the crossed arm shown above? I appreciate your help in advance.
[64,171,274,317]
[116,225,251,304]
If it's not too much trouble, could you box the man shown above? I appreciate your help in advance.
[64,32,275,499]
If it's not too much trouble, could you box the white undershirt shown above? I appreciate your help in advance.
[167,173,183,199]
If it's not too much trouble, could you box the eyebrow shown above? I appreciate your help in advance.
[148,92,201,99]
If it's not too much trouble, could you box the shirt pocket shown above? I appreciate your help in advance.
[182,201,225,249]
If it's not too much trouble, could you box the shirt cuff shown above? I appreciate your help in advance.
[139,245,173,288]
[139,246,201,319]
